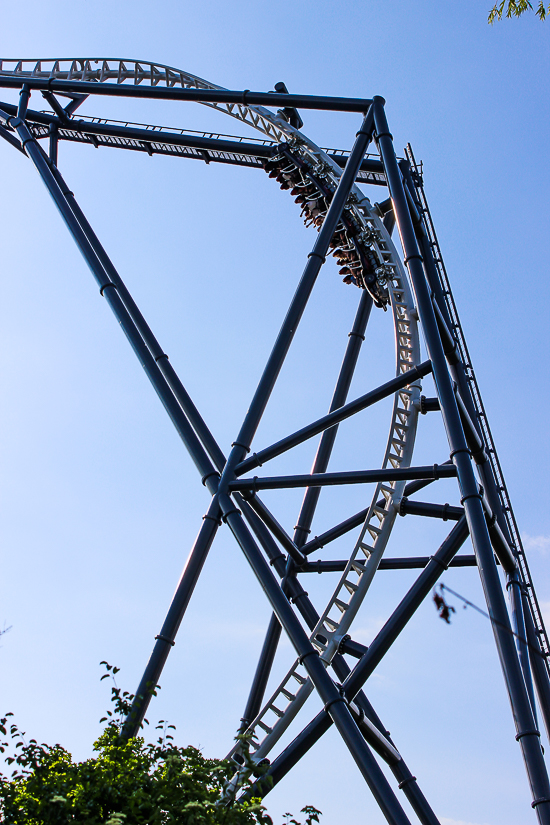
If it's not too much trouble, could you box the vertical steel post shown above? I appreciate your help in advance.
[48,121,58,165]
[239,612,282,730]
[373,96,550,822]
[404,162,512,546]
[121,498,221,738]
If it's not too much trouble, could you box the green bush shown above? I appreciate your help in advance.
[0,665,320,825]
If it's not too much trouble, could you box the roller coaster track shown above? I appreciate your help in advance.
[1,57,549,824]
[0,51,424,787]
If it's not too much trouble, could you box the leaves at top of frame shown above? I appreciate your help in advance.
[488,0,548,22]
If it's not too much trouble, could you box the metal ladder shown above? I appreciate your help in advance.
[404,143,550,674]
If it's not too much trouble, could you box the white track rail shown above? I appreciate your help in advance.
[0,58,292,142]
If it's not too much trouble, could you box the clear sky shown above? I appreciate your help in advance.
[0,3,549,825]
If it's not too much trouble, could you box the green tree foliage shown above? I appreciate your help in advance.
[0,665,321,825]
[488,0,548,22]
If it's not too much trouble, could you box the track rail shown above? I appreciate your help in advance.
[0,58,293,141]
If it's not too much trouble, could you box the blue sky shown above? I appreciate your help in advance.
[0,3,549,825]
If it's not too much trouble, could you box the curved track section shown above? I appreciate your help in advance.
[228,274,420,778]
[0,58,424,781]
[0,58,292,141]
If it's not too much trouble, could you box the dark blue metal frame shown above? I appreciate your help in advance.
[1,77,549,824]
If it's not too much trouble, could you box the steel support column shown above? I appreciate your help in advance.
[373,96,550,821]
[121,498,222,738]
[9,105,219,489]
[219,108,377,495]
[508,571,538,723]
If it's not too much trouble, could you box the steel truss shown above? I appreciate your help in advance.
[1,58,549,824]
